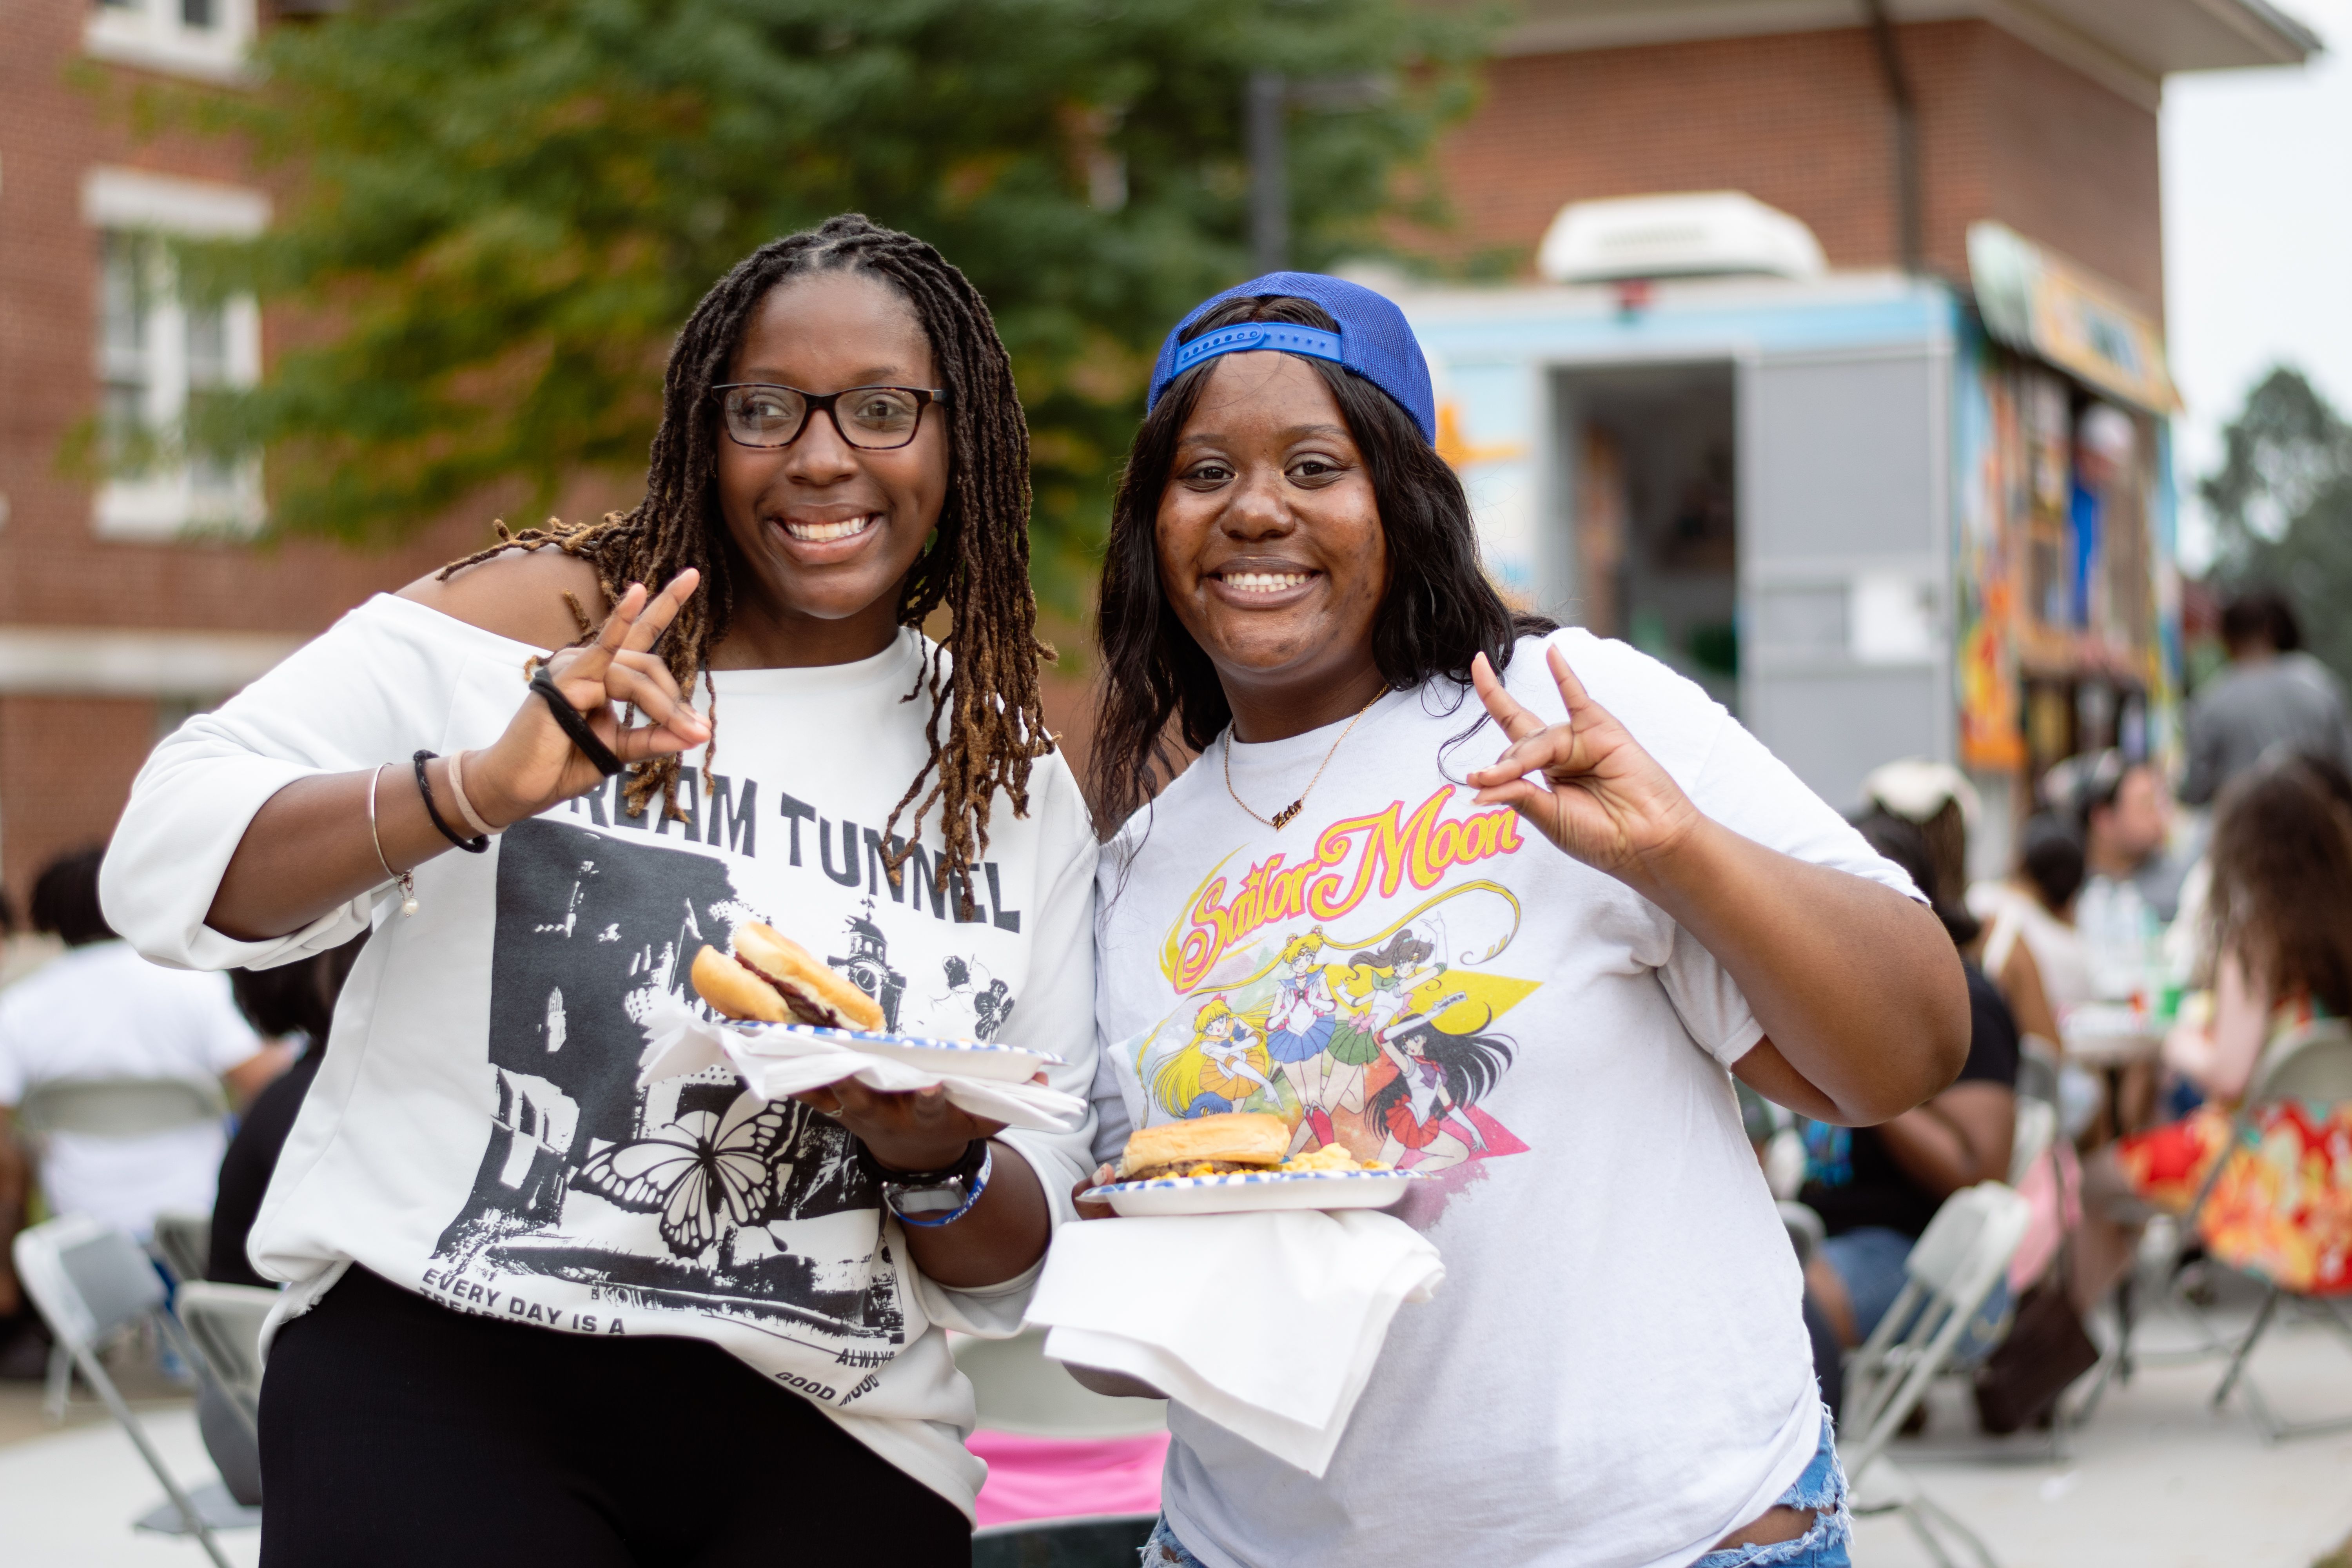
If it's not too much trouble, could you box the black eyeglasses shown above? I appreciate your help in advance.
[712,383,952,451]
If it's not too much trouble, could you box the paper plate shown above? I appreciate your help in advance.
[741,1023,1062,1083]
[1080,1167,1417,1218]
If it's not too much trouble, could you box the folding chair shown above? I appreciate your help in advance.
[2007,1097,2057,1188]
[16,1077,230,1416]
[16,1076,229,1139]
[2195,1017,2352,1440]
[178,1281,277,1506]
[153,1211,213,1287]
[1839,1182,2032,1568]
[12,1214,245,1567]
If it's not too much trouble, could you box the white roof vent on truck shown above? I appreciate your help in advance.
[1537,192,1828,285]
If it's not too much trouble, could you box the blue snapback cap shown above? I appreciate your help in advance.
[1147,270,1437,446]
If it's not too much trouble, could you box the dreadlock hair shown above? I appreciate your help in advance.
[1089,294,1553,837]
[440,215,1051,902]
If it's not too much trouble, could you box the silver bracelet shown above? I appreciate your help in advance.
[445,748,500,840]
[368,764,419,918]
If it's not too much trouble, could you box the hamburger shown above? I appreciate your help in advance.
[1117,1112,1291,1181]
[691,923,886,1032]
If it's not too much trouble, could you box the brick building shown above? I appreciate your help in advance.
[0,0,2318,902]
[1433,2,2316,308]
[0,0,492,907]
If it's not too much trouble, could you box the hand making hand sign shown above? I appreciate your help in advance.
[1463,644,1707,893]
[465,570,711,826]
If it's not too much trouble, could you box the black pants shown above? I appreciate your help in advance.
[260,1267,969,1567]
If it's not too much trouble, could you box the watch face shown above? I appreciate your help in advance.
[889,1181,969,1219]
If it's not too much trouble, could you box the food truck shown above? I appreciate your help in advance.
[1384,194,2181,873]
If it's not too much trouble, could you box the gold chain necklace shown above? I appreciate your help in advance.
[1224,690,1384,831]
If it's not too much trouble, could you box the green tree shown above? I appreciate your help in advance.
[2201,366,2352,689]
[163,0,1485,603]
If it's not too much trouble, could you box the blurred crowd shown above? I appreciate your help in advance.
[0,848,364,1381]
[1753,583,2352,1430]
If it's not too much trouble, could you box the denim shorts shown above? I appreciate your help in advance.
[1139,1406,1851,1568]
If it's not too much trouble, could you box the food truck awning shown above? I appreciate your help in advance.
[1965,222,2181,415]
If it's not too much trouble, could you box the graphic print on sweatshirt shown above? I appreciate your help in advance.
[1118,786,1541,1193]
[426,797,1018,1364]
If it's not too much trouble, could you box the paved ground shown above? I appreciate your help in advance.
[4,1291,2348,1568]
[1851,1295,2352,1568]
[0,1405,259,1568]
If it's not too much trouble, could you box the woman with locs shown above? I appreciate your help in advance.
[102,216,1100,1567]
[1078,275,1969,1568]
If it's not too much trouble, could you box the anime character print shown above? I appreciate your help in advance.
[1317,930,1446,1149]
[1264,930,1343,1143]
[1136,888,1535,1194]
[1363,997,1514,1172]
[1155,996,1283,1120]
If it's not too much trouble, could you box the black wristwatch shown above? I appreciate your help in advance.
[858,1139,993,1229]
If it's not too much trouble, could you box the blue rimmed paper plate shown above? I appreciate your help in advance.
[1080,1167,1418,1218]
[747,1024,1063,1083]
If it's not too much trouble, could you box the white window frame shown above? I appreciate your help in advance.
[84,0,259,84]
[83,166,271,541]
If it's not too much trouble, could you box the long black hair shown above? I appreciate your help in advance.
[1365,1017,1515,1129]
[1088,294,1553,833]
[441,215,1049,899]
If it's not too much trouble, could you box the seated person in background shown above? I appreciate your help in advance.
[209,932,369,1288]
[0,847,281,1248]
[2051,747,2184,930]
[0,888,64,993]
[1802,815,2020,1351]
[1969,814,2091,1049]
[2081,757,2352,1304]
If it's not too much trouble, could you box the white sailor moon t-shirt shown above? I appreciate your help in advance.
[102,595,1098,1517]
[1091,629,1917,1568]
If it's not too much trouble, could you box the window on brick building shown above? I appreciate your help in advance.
[82,169,269,540]
[85,0,254,82]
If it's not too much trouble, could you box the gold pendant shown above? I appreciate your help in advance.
[1271,801,1302,830]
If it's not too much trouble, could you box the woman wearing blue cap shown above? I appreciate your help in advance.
[1080,275,1971,1568]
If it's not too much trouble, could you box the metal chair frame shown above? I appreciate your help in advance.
[152,1210,213,1288]
[1840,1182,2033,1568]
[12,1214,239,1568]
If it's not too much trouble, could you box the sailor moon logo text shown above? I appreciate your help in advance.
[1164,786,1524,990]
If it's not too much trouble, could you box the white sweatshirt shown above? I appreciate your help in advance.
[101,594,1100,1516]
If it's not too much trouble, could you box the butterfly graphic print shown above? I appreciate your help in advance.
[573,1092,796,1258]
[431,819,905,1348]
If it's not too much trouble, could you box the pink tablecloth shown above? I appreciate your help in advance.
[968,1429,1169,1527]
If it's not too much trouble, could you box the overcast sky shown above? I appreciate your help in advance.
[2162,0,2352,566]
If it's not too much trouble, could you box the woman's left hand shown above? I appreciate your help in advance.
[1464,646,1706,887]
[795,1081,1005,1172]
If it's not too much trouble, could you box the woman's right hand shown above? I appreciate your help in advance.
[466,572,711,825]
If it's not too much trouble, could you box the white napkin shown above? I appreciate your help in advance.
[1026,1209,1443,1476]
[634,996,1084,1132]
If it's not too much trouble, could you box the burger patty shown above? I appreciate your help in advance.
[1127,1159,1277,1181]
[737,955,843,1028]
